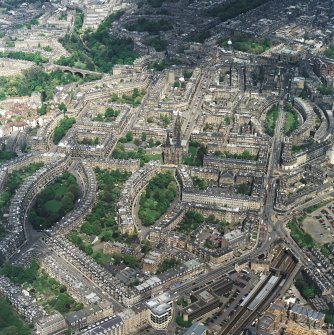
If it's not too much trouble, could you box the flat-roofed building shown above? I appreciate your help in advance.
[146,293,173,330]
[183,322,207,335]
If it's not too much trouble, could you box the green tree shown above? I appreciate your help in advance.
[148,138,155,148]
[28,172,80,230]
[53,117,76,144]
[58,102,67,113]
[125,131,133,142]
[57,11,138,73]
[138,171,177,226]
[84,245,93,255]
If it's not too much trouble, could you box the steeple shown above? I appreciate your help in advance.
[174,113,182,148]
[166,131,171,147]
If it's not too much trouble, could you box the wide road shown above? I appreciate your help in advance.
[183,68,213,141]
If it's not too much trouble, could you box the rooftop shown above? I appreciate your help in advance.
[182,322,207,335]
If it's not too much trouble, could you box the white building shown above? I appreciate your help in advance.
[146,293,173,330]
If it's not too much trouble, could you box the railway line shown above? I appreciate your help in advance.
[219,249,297,335]
[170,244,270,298]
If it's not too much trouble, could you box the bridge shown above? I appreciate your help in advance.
[44,64,103,78]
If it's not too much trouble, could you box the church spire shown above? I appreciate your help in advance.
[166,131,171,147]
[174,113,182,148]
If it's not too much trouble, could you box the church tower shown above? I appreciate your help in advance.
[174,113,182,148]
[163,114,184,165]
[163,131,173,164]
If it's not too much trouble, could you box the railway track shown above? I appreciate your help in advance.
[220,250,297,335]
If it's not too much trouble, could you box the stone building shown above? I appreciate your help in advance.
[36,312,67,335]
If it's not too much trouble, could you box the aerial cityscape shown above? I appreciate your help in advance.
[0,0,334,334]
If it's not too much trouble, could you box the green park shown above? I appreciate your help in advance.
[138,171,177,226]
[264,105,279,136]
[28,172,80,230]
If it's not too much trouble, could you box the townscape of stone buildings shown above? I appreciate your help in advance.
[0,0,334,334]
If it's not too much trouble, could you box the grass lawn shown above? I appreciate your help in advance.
[188,145,197,156]
[284,104,299,135]
[28,271,82,314]
[220,39,271,54]
[144,153,161,161]
[182,141,207,166]
[292,141,313,154]
[0,262,82,315]
[264,105,279,136]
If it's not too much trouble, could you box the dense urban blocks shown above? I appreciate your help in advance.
[139,171,177,226]
[28,172,80,230]
[125,18,173,34]
[0,162,44,220]
[207,0,270,21]
[1,0,334,332]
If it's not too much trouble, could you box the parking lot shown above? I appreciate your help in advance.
[303,203,334,244]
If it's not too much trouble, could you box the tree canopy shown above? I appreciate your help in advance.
[0,298,29,335]
[139,171,177,226]
[0,67,98,102]
[53,117,76,144]
[28,172,80,230]
[0,51,48,64]
[57,11,138,73]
